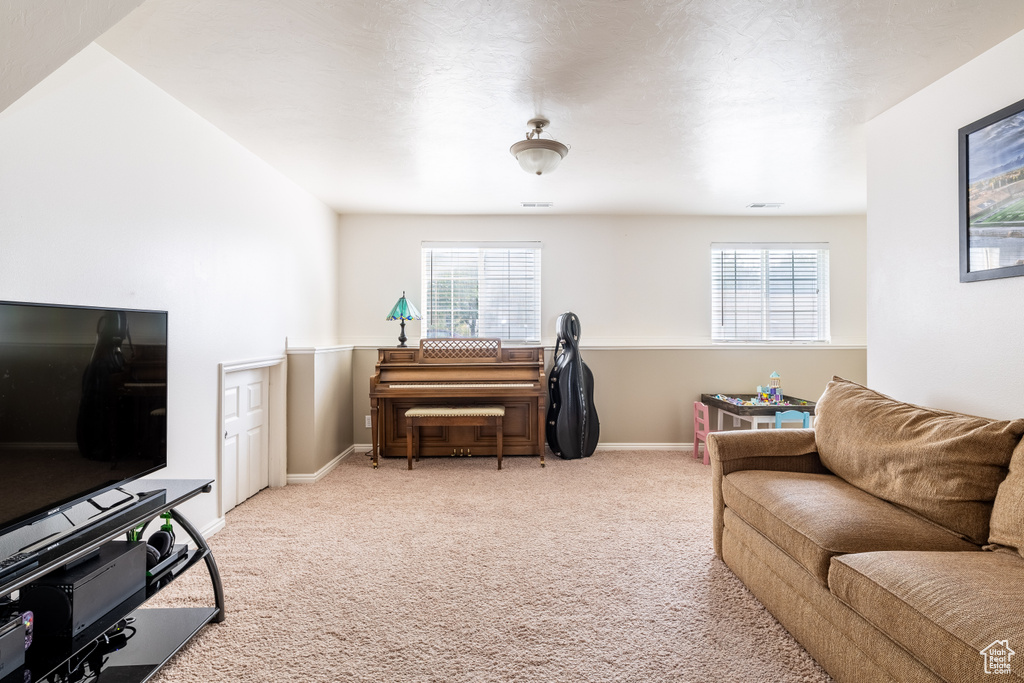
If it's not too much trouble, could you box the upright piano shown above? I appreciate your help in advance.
[369,338,546,467]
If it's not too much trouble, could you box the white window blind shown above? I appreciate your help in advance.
[421,242,542,343]
[711,243,830,343]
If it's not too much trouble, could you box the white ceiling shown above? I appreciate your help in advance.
[15,1,1024,215]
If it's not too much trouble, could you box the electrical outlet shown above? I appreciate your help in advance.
[365,415,372,428]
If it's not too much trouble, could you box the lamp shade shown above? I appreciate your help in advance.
[386,291,421,321]
[510,138,568,175]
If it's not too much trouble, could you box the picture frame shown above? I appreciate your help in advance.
[959,96,1024,282]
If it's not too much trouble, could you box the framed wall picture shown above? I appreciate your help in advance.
[959,96,1024,282]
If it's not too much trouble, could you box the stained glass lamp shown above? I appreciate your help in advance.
[386,291,422,347]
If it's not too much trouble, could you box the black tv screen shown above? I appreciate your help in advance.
[0,301,168,539]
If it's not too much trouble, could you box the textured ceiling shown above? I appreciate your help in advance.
[88,1,1024,214]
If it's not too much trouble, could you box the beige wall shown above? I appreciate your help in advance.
[583,347,865,442]
[287,346,353,477]
[287,353,316,473]
[351,346,865,446]
[352,349,377,450]
[319,347,354,465]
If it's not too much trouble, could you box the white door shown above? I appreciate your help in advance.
[222,366,270,512]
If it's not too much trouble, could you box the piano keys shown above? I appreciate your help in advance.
[369,338,546,467]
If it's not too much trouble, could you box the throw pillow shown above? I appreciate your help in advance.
[989,440,1024,557]
[815,377,1024,545]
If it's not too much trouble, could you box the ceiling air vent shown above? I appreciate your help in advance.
[521,201,554,208]
[746,202,784,209]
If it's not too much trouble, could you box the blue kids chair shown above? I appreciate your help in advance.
[774,410,811,428]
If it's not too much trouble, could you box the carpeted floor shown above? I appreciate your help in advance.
[148,450,832,682]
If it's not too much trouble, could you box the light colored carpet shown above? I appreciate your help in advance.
[148,450,832,682]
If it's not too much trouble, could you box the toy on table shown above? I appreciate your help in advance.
[756,371,784,405]
[713,371,812,407]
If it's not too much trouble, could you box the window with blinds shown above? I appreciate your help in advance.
[711,243,830,343]
[421,242,542,343]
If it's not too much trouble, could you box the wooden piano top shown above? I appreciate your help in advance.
[371,339,545,394]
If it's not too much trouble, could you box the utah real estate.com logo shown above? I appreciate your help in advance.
[981,640,1015,675]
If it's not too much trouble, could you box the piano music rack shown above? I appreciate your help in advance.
[420,338,501,362]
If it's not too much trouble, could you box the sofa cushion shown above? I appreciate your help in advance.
[721,470,979,585]
[830,550,1024,682]
[814,376,1024,545]
[990,439,1024,557]
[723,509,949,683]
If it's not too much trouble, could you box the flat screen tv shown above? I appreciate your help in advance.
[0,300,168,546]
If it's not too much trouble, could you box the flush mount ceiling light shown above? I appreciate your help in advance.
[510,118,568,175]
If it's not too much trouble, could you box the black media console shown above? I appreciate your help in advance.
[0,479,224,683]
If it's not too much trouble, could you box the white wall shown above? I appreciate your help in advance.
[0,44,339,530]
[338,213,866,347]
[866,29,1024,419]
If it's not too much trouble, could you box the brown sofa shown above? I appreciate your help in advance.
[708,377,1024,682]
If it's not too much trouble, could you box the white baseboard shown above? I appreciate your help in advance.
[178,515,226,547]
[200,516,226,539]
[287,445,357,484]
[349,442,694,456]
[595,443,692,451]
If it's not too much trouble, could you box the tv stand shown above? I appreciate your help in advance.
[0,480,223,683]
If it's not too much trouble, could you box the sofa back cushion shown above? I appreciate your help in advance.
[815,377,1024,545]
[989,440,1024,556]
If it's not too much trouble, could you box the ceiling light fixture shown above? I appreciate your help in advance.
[747,202,784,209]
[510,118,568,176]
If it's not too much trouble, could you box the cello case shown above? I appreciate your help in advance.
[77,311,129,460]
[546,312,599,459]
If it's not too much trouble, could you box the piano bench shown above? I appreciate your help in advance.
[405,405,505,470]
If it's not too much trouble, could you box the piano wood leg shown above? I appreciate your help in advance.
[497,415,503,470]
[370,402,379,469]
[537,401,545,461]
[406,416,416,470]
